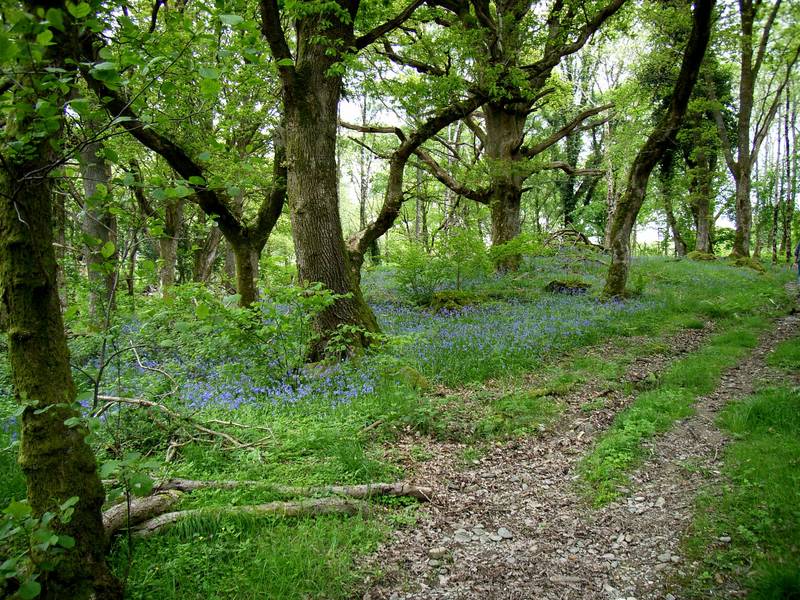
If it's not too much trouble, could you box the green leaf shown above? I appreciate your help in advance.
[58,535,75,548]
[66,2,91,18]
[36,29,53,46]
[59,497,79,511]
[92,61,116,71]
[100,241,115,259]
[46,8,65,31]
[63,416,82,428]
[0,556,18,574]
[18,578,41,600]
[198,66,220,80]
[4,501,32,520]
[220,14,244,26]
[0,32,18,62]
[188,175,206,186]
[199,78,221,97]
[99,460,119,479]
[276,58,294,67]
[173,185,192,198]
[129,473,154,497]
[197,151,212,161]
[195,302,210,320]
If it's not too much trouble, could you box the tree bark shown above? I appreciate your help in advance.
[603,0,714,297]
[192,226,223,283]
[485,103,527,272]
[158,198,182,294]
[79,139,117,322]
[0,7,121,596]
[283,64,380,356]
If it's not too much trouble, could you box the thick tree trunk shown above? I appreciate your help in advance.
[604,0,714,296]
[283,50,379,357]
[79,140,117,322]
[232,241,260,306]
[0,167,122,598]
[485,104,527,272]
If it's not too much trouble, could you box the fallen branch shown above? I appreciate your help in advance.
[153,478,433,501]
[94,395,258,450]
[131,497,372,537]
[103,490,182,538]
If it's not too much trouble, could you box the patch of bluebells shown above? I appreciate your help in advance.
[376,295,655,385]
[1,415,18,442]
[181,362,378,411]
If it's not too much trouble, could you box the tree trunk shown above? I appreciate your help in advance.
[223,241,237,293]
[1,82,121,600]
[79,139,117,322]
[604,0,714,297]
[788,97,798,262]
[485,103,527,272]
[780,94,792,261]
[561,128,582,226]
[158,198,182,295]
[232,241,260,306]
[193,226,223,283]
[283,44,379,357]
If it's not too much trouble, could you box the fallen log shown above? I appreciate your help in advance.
[131,497,371,537]
[103,490,182,538]
[153,478,433,501]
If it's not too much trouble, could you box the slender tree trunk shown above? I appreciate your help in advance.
[561,129,582,226]
[54,180,68,308]
[223,241,237,293]
[193,226,223,283]
[604,0,714,296]
[79,140,117,322]
[771,137,782,264]
[781,93,793,261]
[158,198,182,295]
[485,103,527,271]
[127,229,138,296]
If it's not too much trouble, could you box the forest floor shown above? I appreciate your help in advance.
[360,285,800,600]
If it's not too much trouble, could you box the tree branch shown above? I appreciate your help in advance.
[522,104,613,158]
[414,148,489,203]
[355,0,426,50]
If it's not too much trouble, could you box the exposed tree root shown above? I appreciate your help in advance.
[103,490,182,539]
[153,478,434,501]
[102,480,430,539]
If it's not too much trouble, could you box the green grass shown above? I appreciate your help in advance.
[682,386,800,598]
[579,316,769,505]
[766,338,800,370]
[115,514,385,600]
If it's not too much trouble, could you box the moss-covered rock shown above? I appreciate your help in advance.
[686,251,717,261]
[545,279,591,295]
[732,256,766,272]
[429,290,484,310]
[394,365,431,391]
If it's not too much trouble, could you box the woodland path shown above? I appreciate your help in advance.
[361,297,800,600]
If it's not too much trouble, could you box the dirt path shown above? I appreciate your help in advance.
[360,311,800,600]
